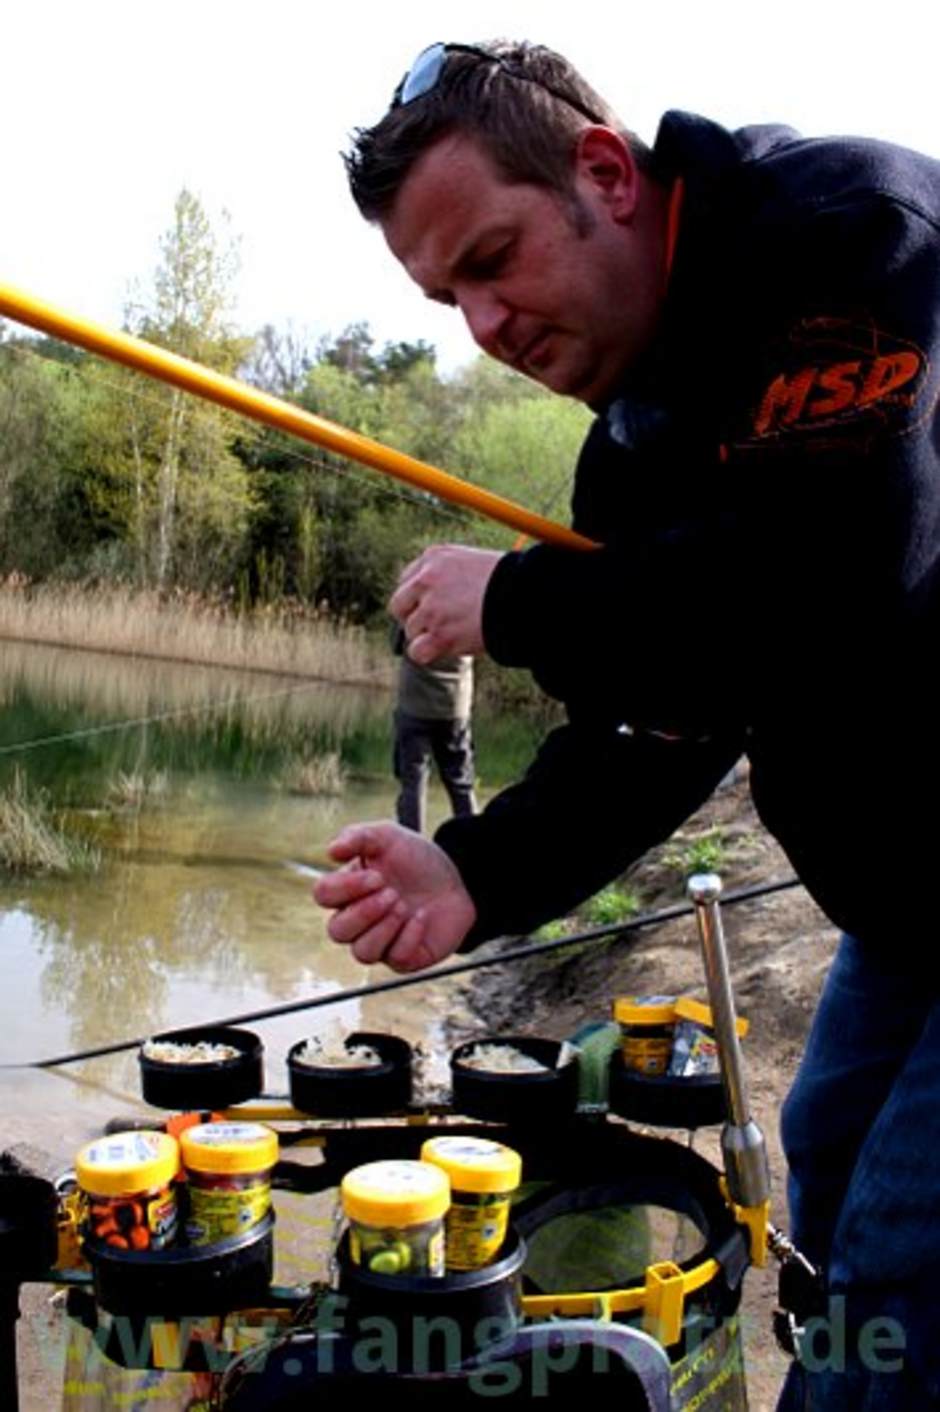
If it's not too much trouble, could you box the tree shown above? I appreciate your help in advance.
[377,339,437,381]
[318,322,378,383]
[107,189,256,589]
[451,381,591,549]
[242,322,312,397]
[0,344,102,578]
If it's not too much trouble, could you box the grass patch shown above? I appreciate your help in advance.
[278,751,347,797]
[0,769,102,875]
[535,920,573,942]
[106,769,169,809]
[535,885,642,943]
[581,886,642,926]
[662,828,727,884]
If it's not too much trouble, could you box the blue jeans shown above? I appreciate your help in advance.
[776,934,940,1409]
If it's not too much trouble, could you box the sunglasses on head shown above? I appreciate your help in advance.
[393,41,602,124]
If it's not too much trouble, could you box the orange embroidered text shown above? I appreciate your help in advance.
[754,351,922,437]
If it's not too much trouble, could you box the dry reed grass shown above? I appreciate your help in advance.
[0,579,392,686]
[105,769,170,809]
[0,768,102,875]
[279,751,347,797]
[0,638,390,747]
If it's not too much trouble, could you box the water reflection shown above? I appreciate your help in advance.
[0,642,539,1146]
[0,639,395,799]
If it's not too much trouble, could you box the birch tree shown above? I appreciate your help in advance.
[122,189,255,589]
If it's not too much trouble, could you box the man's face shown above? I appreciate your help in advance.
[381,130,660,405]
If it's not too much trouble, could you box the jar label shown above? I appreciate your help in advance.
[185,1179,270,1245]
[83,1188,177,1251]
[622,1035,673,1075]
[445,1194,511,1270]
[82,1131,168,1168]
[186,1122,268,1147]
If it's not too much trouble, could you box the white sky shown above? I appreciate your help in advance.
[3,0,938,374]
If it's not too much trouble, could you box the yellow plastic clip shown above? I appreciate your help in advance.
[719,1177,770,1267]
[734,1199,770,1268]
[642,1261,686,1346]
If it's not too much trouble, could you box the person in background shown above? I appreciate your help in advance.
[392,623,476,834]
[313,39,940,1410]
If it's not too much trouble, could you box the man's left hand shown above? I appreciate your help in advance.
[389,544,503,662]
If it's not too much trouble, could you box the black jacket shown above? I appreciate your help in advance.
[436,111,940,950]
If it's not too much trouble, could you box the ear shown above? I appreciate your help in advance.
[573,127,639,224]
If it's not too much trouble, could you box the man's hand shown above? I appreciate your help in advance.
[389,544,503,663]
[312,822,477,972]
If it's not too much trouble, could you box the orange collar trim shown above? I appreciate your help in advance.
[663,177,685,286]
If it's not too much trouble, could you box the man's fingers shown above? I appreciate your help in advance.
[407,630,443,664]
[326,824,386,865]
[389,574,423,621]
[327,886,400,944]
[349,902,411,965]
[326,829,367,864]
[384,911,434,972]
[313,866,383,909]
[313,861,380,905]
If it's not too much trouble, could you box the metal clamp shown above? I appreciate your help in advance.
[769,1224,826,1360]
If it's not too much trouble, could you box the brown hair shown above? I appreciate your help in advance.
[344,40,654,222]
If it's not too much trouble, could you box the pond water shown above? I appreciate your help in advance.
[0,640,540,1152]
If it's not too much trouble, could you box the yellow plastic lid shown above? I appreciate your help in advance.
[613,995,677,1027]
[341,1160,450,1226]
[76,1130,180,1198]
[420,1136,522,1194]
[674,996,749,1038]
[179,1122,279,1175]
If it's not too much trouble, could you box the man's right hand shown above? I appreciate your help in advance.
[311,822,477,973]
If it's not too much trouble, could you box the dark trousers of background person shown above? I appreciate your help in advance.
[393,709,476,834]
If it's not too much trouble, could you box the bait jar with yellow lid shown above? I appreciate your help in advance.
[76,1130,180,1252]
[179,1121,278,1246]
[420,1136,522,1270]
[341,1159,449,1277]
[614,995,677,1075]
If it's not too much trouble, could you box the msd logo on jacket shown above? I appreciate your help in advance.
[749,316,927,441]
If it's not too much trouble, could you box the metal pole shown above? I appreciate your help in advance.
[687,873,771,1208]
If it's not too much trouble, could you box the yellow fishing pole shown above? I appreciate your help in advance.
[0,282,596,552]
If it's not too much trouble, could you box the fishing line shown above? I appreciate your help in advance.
[4,875,801,1071]
[0,679,329,759]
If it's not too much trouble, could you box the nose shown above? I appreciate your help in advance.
[457,287,512,358]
